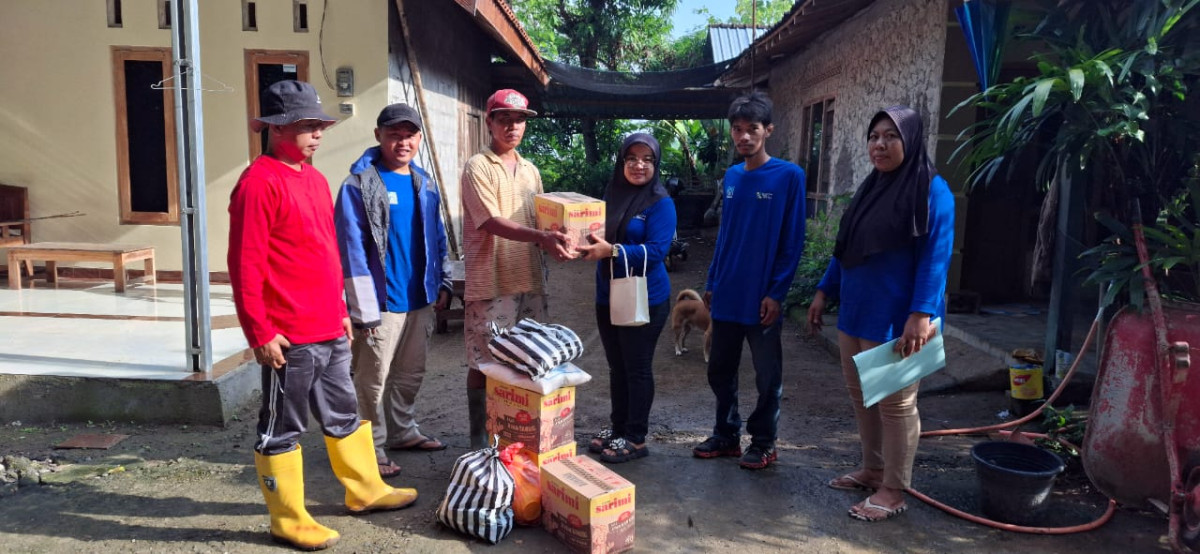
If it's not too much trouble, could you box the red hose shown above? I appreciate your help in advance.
[905,315,1118,533]
[905,488,1117,534]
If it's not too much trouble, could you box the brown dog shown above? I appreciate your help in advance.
[671,289,712,362]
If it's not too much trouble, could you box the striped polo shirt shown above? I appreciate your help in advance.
[460,147,547,302]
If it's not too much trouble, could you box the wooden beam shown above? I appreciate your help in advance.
[396,0,460,259]
[472,0,548,86]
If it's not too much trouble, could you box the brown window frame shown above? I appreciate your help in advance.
[157,0,172,29]
[107,0,123,27]
[112,46,180,226]
[242,0,258,31]
[244,50,310,160]
[293,0,310,33]
[800,97,835,216]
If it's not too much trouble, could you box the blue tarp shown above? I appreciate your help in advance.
[955,0,1011,90]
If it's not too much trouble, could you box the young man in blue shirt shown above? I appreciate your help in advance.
[335,104,453,479]
[694,91,807,469]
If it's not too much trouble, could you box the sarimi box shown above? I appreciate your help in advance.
[499,439,577,468]
[485,377,575,453]
[534,192,605,251]
[541,456,635,554]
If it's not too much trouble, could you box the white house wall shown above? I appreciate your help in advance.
[0,0,390,273]
[769,0,947,196]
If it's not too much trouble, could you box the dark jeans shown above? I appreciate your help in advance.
[255,336,360,455]
[706,318,783,448]
[595,300,669,445]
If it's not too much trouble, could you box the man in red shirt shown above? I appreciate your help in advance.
[228,80,416,551]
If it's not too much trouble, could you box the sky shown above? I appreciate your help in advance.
[670,0,738,38]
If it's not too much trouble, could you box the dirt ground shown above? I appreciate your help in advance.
[0,228,1172,553]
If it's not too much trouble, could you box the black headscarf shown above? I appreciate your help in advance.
[833,106,937,268]
[604,133,669,244]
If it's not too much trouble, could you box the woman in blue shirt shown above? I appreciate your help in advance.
[808,106,954,522]
[576,133,677,463]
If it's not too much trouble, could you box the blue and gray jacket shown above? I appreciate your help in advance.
[334,146,452,329]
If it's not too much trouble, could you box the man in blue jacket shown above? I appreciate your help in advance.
[694,91,807,470]
[335,103,452,479]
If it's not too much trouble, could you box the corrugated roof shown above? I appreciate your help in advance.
[707,24,768,64]
[718,0,877,87]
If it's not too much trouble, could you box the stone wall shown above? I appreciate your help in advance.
[768,0,947,196]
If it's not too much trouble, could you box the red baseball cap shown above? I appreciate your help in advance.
[486,89,537,116]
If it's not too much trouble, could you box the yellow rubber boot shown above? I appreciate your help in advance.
[254,447,340,551]
[325,421,418,513]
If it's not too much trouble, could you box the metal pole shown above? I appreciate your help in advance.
[169,0,212,373]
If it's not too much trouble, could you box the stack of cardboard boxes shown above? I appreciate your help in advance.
[485,377,578,466]
[486,376,637,554]
[487,192,636,553]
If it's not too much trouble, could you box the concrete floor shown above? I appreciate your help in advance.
[0,280,248,380]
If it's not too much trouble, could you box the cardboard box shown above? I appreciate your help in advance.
[499,439,577,469]
[485,377,575,453]
[541,456,636,554]
[535,192,605,251]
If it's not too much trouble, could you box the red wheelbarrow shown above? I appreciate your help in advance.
[1083,222,1200,552]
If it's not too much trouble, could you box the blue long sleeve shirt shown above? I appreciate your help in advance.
[817,175,955,343]
[706,158,807,325]
[334,147,451,329]
[594,197,676,306]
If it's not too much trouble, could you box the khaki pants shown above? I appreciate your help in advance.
[463,293,548,388]
[351,306,434,461]
[838,331,921,489]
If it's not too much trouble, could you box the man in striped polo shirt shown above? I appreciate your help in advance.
[460,89,571,448]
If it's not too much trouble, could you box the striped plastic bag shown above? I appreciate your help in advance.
[435,437,515,544]
[486,319,583,380]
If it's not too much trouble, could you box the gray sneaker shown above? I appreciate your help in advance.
[739,444,777,469]
[692,436,742,459]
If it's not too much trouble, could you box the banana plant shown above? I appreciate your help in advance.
[951,0,1200,308]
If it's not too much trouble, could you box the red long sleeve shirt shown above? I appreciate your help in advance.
[228,155,348,349]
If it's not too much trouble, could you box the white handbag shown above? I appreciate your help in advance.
[609,244,650,327]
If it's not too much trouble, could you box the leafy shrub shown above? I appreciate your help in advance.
[785,195,850,313]
[1083,153,1200,309]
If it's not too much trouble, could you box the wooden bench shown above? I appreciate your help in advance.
[7,242,155,293]
[436,259,466,333]
[0,183,34,278]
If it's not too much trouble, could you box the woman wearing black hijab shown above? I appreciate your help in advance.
[807,106,955,521]
[576,132,677,463]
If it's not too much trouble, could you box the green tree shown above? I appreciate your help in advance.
[732,0,793,26]
[653,119,729,187]
[646,27,708,70]
[511,0,679,165]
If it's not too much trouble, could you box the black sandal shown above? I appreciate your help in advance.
[599,438,649,463]
[588,428,614,454]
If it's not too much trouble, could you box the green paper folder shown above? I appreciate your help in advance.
[852,318,946,408]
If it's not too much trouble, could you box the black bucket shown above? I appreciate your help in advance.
[971,441,1065,525]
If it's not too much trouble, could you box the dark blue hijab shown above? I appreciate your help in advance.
[833,106,937,268]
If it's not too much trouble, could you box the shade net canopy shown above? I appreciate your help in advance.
[543,59,733,95]
[527,60,740,119]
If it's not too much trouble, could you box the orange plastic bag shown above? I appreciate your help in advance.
[498,442,541,525]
